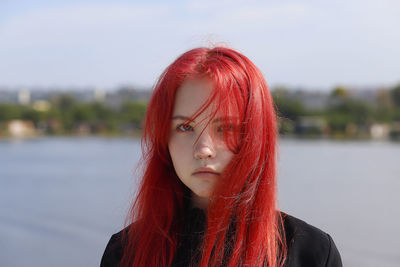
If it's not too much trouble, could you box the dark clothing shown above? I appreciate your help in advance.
[280,213,342,267]
[100,209,342,267]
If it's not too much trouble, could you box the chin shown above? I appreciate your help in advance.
[193,189,212,199]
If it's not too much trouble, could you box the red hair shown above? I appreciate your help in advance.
[120,47,286,266]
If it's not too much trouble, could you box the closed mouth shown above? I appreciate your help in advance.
[193,171,219,175]
[192,167,220,176]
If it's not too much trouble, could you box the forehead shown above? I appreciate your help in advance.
[172,78,215,117]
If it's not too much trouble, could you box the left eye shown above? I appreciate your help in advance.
[217,124,235,132]
[177,124,193,132]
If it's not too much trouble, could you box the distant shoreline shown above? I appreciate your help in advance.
[1,133,399,142]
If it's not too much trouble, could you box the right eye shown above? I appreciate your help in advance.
[176,124,193,132]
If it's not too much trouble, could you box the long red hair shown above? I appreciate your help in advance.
[120,47,286,266]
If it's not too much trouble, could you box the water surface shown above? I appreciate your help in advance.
[0,137,399,266]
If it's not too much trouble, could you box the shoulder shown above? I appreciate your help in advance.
[280,212,342,267]
[100,228,127,267]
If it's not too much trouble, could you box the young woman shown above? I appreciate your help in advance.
[101,47,342,267]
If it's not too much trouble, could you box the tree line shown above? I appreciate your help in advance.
[273,84,400,139]
[1,84,400,139]
[0,95,146,136]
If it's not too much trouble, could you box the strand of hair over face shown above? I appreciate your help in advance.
[194,47,286,267]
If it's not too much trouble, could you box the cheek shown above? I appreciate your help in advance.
[169,135,189,157]
[217,146,235,168]
[168,136,192,172]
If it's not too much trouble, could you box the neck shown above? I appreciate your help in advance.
[191,193,209,211]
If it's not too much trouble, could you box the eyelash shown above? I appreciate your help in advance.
[176,123,235,133]
[217,124,235,132]
[176,124,193,132]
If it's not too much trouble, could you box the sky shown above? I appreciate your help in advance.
[0,0,399,91]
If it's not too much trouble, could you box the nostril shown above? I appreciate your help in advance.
[194,145,215,160]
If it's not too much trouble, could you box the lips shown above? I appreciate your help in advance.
[192,167,220,177]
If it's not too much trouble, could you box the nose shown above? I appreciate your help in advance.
[194,131,216,160]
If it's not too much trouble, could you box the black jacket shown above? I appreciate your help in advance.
[100,209,342,267]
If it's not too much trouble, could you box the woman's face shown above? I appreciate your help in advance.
[168,78,235,208]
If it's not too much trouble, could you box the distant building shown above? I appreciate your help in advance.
[94,89,106,102]
[7,120,36,137]
[271,88,330,110]
[33,100,51,112]
[295,116,328,135]
[18,90,30,105]
[0,88,18,103]
[389,122,400,140]
[288,90,330,110]
[347,88,382,105]
[105,87,152,109]
[370,124,390,139]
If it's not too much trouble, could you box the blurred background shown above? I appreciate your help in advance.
[1,0,399,266]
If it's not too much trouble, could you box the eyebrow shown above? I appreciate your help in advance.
[171,115,191,121]
[171,115,237,123]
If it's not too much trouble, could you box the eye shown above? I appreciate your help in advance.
[176,124,193,132]
[217,123,235,132]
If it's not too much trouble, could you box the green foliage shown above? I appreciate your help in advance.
[72,104,97,122]
[272,91,305,121]
[2,87,400,138]
[326,113,351,132]
[327,99,373,125]
[21,108,45,125]
[391,84,400,107]
[0,94,149,135]
[374,106,394,122]
[330,86,349,99]
[120,101,147,128]
[0,104,22,121]
[374,90,394,122]
[277,119,295,134]
[53,95,77,111]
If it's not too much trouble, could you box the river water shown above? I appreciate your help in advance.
[0,137,399,267]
